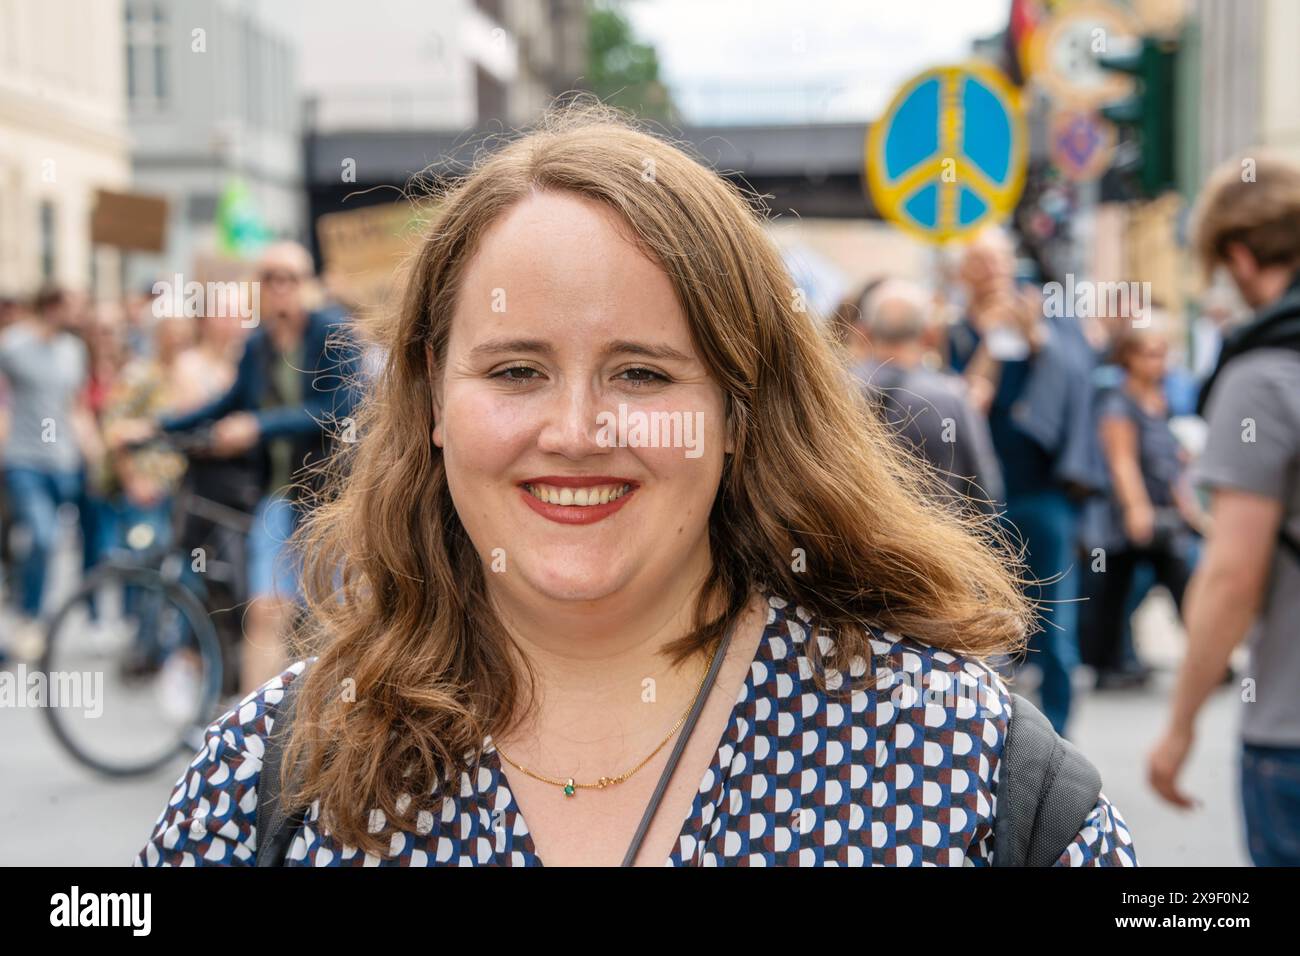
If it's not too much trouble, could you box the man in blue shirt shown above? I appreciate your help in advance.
[124,242,362,692]
[947,229,1107,736]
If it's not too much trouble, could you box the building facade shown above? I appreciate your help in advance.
[296,0,589,285]
[126,0,302,289]
[1189,0,1300,181]
[0,0,132,298]
[284,0,587,133]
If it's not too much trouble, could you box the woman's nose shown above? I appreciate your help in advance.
[535,382,608,458]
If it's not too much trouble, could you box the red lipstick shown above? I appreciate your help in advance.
[517,476,638,525]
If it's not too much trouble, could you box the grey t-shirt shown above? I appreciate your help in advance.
[0,322,88,473]
[1193,348,1300,746]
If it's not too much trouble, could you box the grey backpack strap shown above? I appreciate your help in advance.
[993,692,1102,867]
[254,669,310,866]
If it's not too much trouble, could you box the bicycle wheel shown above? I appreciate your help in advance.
[38,561,226,777]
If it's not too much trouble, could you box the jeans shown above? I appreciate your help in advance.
[2,466,83,617]
[116,497,177,662]
[1081,535,1195,673]
[116,498,174,556]
[78,487,122,622]
[247,493,303,603]
[1002,490,1082,737]
[79,487,119,577]
[1241,743,1300,866]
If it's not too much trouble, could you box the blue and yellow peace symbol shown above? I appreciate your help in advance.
[866,61,1028,242]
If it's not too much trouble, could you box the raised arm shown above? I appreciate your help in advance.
[254,323,362,442]
[159,339,254,433]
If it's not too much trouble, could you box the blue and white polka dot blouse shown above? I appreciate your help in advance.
[134,594,1138,866]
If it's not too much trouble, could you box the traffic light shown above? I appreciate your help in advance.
[1098,37,1177,199]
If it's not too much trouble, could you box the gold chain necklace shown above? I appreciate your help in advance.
[493,636,724,798]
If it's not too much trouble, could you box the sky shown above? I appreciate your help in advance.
[622,0,1011,123]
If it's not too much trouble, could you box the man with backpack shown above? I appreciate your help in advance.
[1148,153,1300,865]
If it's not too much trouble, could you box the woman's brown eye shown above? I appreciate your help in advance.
[619,367,669,385]
[493,366,540,382]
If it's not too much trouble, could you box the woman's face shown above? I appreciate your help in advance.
[434,190,731,605]
[1126,335,1168,383]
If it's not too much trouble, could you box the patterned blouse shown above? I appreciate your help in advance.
[133,594,1138,866]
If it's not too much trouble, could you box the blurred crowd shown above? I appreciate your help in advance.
[834,227,1220,733]
[2,152,1298,865]
[0,283,245,634]
[834,152,1300,865]
[0,241,360,697]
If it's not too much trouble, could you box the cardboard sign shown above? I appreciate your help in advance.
[315,201,427,311]
[90,189,169,252]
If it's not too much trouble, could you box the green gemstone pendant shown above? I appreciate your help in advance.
[563,778,576,797]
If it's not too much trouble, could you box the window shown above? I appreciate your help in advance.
[39,200,56,282]
[242,15,256,128]
[125,0,169,111]
[152,4,167,102]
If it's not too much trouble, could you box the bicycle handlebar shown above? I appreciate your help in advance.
[121,425,216,457]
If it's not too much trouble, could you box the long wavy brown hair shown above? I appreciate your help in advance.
[281,100,1032,856]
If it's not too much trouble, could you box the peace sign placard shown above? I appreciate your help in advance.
[866,61,1028,242]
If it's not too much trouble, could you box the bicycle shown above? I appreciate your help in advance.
[39,427,260,777]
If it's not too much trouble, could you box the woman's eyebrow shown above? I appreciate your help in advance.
[601,340,694,362]
[467,337,552,359]
[466,338,694,363]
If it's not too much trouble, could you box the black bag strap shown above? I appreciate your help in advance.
[1279,527,1300,566]
[254,669,310,867]
[619,614,739,866]
[1196,276,1300,417]
[254,617,741,868]
[993,692,1103,867]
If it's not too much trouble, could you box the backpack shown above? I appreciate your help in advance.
[254,675,1101,867]
[990,693,1103,866]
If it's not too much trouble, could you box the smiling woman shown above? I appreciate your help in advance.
[133,100,1137,867]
